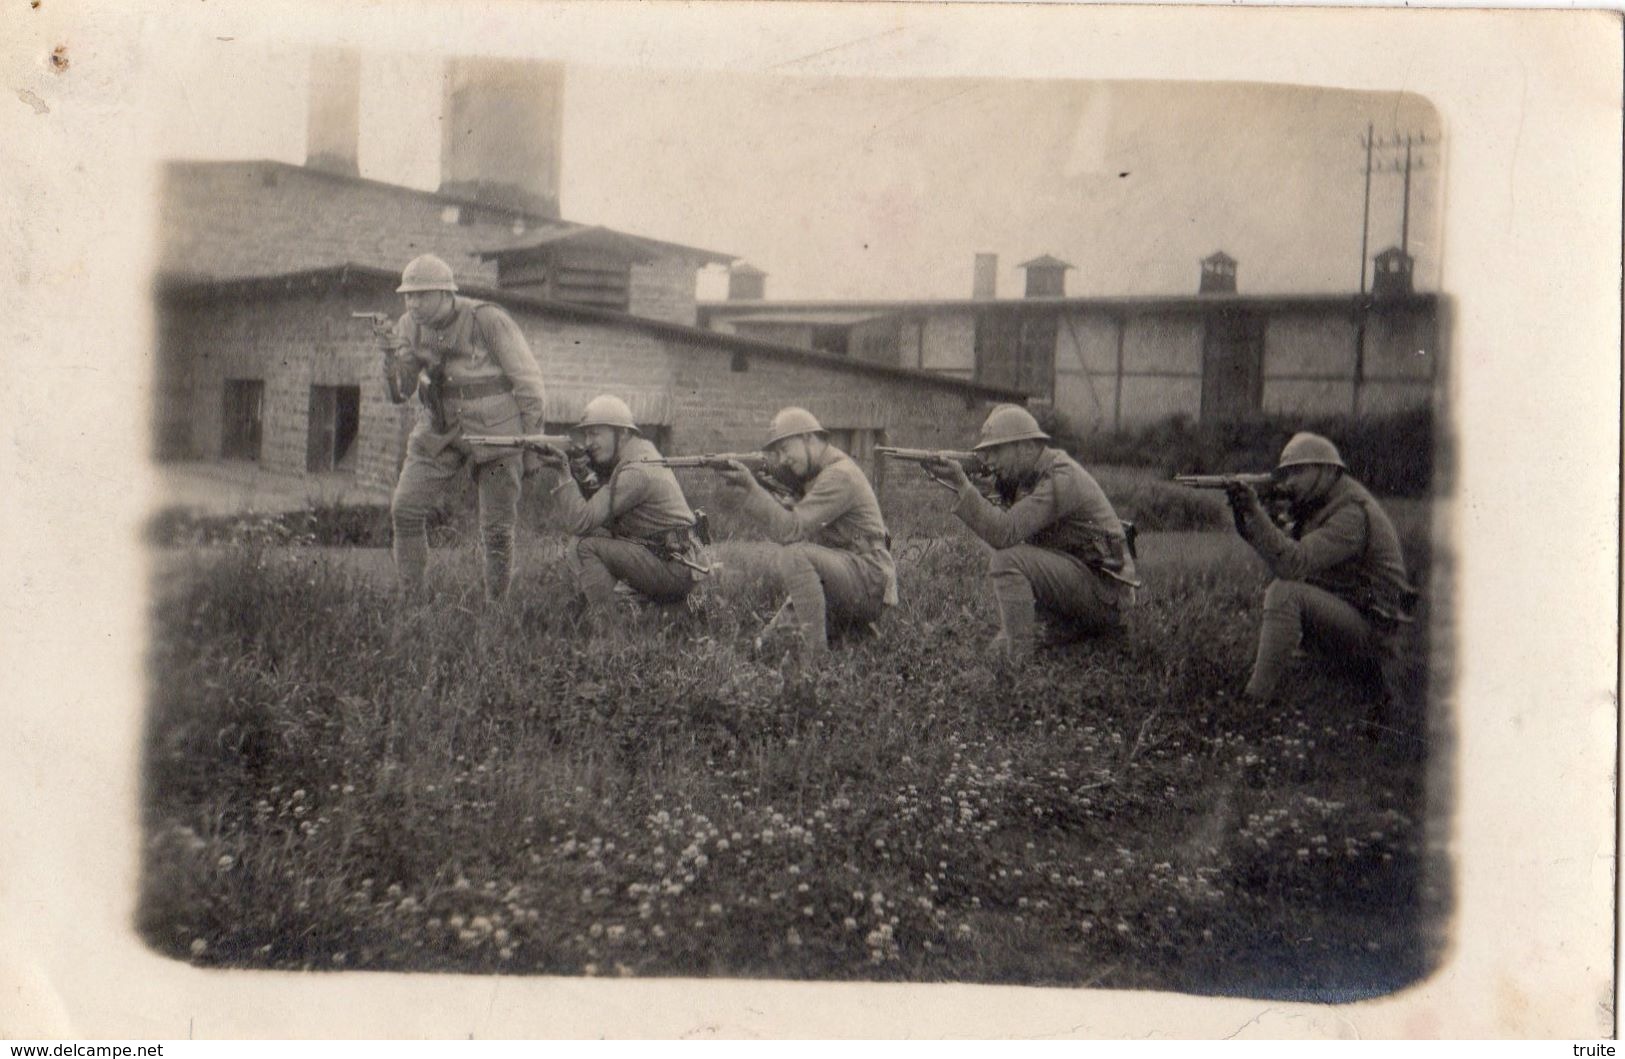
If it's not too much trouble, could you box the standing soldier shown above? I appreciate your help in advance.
[1223,432,1416,708]
[377,254,547,601]
[926,404,1138,659]
[720,408,897,660]
[536,395,704,622]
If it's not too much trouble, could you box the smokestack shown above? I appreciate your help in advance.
[728,262,767,301]
[439,58,564,219]
[973,253,997,299]
[306,48,361,177]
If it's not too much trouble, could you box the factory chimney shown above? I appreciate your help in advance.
[972,253,998,299]
[305,48,361,177]
[439,58,564,218]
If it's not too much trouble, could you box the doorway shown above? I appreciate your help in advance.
[221,379,264,461]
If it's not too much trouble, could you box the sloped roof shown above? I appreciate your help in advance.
[477,225,734,266]
[1017,254,1075,270]
[732,311,896,327]
[158,263,1030,403]
[157,159,732,286]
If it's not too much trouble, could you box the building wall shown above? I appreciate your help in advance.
[1262,379,1359,418]
[160,287,412,496]
[1121,314,1205,375]
[731,321,816,349]
[665,336,1000,531]
[1362,305,1438,382]
[1118,374,1203,425]
[628,260,700,326]
[919,312,975,373]
[161,162,707,328]
[1266,311,1358,378]
[849,317,901,367]
[1051,311,1121,430]
[160,281,1010,527]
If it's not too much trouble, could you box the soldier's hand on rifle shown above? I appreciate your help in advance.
[528,443,570,474]
[718,459,757,492]
[923,456,972,493]
[1224,481,1264,536]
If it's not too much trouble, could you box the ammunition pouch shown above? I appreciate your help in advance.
[633,523,710,577]
[1330,580,1418,632]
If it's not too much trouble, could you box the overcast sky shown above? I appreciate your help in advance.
[158,45,1442,302]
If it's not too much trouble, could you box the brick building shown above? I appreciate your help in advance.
[156,265,1020,515]
[700,256,1442,430]
[153,54,1023,516]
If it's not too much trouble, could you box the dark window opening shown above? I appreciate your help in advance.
[307,385,361,472]
[975,311,1055,398]
[810,326,850,356]
[730,350,749,373]
[1200,311,1266,422]
[221,379,265,461]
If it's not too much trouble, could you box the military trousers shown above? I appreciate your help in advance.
[569,535,694,611]
[390,431,523,601]
[1246,579,1396,701]
[774,542,888,654]
[987,544,1124,650]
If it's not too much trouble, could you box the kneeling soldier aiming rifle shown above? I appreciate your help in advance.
[718,407,897,663]
[528,395,706,624]
[651,451,801,507]
[1208,432,1418,714]
[915,405,1138,660]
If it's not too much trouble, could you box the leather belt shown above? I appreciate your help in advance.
[444,377,514,401]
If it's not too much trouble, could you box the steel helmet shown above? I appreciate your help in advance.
[973,404,1049,451]
[766,407,826,447]
[396,254,458,293]
[1276,432,1346,471]
[578,394,640,433]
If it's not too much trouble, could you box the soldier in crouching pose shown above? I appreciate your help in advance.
[719,408,897,660]
[534,395,704,622]
[925,404,1138,659]
[378,253,547,602]
[1224,432,1416,709]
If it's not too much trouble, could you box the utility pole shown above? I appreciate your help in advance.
[1357,127,1433,293]
[1401,134,1414,254]
[1354,125,1435,417]
[1359,122,1374,295]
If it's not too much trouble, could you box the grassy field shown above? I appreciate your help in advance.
[139,507,1445,999]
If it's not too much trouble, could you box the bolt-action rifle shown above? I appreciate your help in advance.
[646,453,800,506]
[878,445,1026,508]
[1174,472,1293,531]
[1172,472,1278,492]
[460,432,583,456]
[462,433,600,496]
[877,446,989,492]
